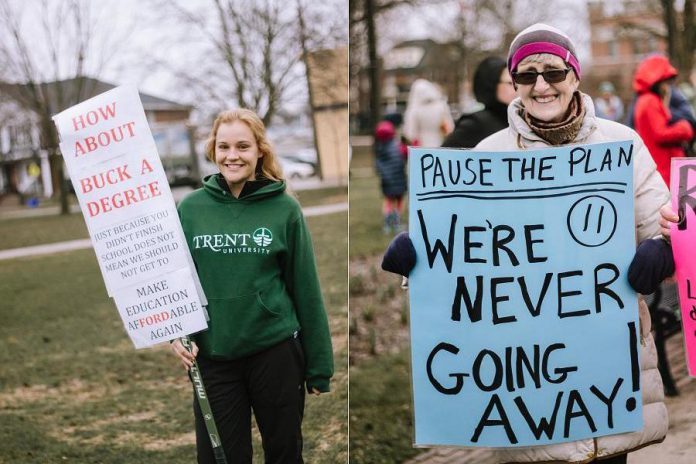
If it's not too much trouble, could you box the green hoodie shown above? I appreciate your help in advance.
[177,174,333,392]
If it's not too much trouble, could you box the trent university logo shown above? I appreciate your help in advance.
[253,228,273,247]
[192,225,273,255]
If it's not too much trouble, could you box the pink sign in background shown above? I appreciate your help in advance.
[670,158,696,377]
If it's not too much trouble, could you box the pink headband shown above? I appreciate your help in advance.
[509,42,581,79]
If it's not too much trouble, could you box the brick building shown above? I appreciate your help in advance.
[586,0,667,103]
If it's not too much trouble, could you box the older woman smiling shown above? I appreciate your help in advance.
[384,23,676,464]
[474,25,671,462]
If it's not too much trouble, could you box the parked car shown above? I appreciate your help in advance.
[153,124,200,187]
[284,147,317,165]
[278,156,315,179]
[280,148,317,175]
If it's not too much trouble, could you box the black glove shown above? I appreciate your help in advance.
[627,238,675,294]
[381,231,416,277]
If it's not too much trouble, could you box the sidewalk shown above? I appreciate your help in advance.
[0,179,346,220]
[404,333,694,464]
[0,187,193,219]
[0,201,347,261]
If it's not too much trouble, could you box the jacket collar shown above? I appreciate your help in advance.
[203,173,285,202]
[507,91,598,147]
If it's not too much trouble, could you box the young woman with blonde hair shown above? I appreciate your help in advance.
[172,108,334,463]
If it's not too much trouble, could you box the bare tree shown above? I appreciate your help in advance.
[156,0,344,126]
[448,0,582,107]
[0,0,130,213]
[660,0,695,78]
[350,0,429,133]
[350,0,585,133]
[350,0,547,131]
[296,0,348,112]
[614,0,695,80]
[296,0,322,178]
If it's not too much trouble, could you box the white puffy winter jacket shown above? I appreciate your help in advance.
[473,93,670,463]
[403,79,454,148]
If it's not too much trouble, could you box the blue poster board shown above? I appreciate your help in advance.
[408,141,641,447]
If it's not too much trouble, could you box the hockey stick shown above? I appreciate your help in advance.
[181,336,228,464]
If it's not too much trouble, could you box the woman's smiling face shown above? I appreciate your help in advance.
[515,54,579,123]
[214,121,262,196]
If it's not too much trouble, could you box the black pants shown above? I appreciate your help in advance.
[591,453,627,464]
[193,335,306,464]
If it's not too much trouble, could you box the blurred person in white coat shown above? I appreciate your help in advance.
[403,79,454,147]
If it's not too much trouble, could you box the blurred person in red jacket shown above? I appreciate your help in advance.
[633,55,694,186]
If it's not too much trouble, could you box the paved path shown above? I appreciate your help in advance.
[404,332,694,464]
[0,181,346,220]
[0,203,82,219]
[303,202,348,217]
[0,202,347,261]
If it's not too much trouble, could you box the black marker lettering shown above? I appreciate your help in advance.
[417,209,456,272]
[471,394,518,444]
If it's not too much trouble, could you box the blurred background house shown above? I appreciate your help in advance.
[356,39,464,130]
[0,77,198,202]
[0,0,348,212]
[586,0,668,103]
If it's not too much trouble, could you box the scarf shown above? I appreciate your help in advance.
[522,91,585,145]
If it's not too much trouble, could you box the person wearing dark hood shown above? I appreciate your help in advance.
[633,54,694,186]
[442,56,516,148]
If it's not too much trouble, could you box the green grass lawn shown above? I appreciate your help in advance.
[349,146,408,259]
[0,212,90,250]
[349,350,419,464]
[349,145,417,463]
[295,185,347,207]
[0,185,347,251]
[0,211,347,463]
[350,144,373,170]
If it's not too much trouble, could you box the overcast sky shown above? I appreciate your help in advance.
[8,0,649,118]
[3,0,347,122]
[377,0,594,63]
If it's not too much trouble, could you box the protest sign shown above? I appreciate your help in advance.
[670,157,696,377]
[52,85,207,348]
[113,267,204,349]
[408,141,641,447]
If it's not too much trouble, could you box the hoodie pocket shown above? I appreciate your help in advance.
[203,285,298,358]
[257,291,282,317]
[257,283,295,319]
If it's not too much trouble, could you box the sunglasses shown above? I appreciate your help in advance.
[511,68,572,85]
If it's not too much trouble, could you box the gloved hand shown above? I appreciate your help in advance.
[381,231,416,277]
[627,238,675,294]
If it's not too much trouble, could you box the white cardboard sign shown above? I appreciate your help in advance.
[53,85,208,348]
[113,267,208,349]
